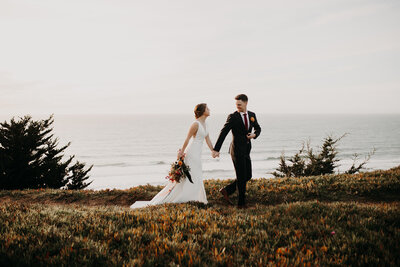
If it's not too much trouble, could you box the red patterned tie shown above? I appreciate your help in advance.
[244,113,248,130]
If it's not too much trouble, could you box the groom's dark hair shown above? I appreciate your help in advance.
[235,94,248,102]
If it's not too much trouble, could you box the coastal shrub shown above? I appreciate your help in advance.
[272,134,374,178]
[0,115,92,190]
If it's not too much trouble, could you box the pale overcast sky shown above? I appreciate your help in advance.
[1,0,399,115]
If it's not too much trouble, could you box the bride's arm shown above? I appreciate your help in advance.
[205,135,214,152]
[178,122,199,158]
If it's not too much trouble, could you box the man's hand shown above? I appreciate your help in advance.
[247,133,256,140]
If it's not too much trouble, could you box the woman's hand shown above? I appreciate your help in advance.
[211,150,220,158]
[177,149,186,159]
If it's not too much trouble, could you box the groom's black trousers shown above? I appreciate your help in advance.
[225,153,252,206]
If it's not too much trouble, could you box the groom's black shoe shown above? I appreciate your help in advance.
[219,188,233,205]
[237,204,248,209]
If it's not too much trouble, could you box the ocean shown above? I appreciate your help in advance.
[7,114,400,190]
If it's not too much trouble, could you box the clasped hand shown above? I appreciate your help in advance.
[211,150,220,158]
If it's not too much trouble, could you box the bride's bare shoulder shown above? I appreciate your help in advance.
[186,121,199,137]
[188,121,199,131]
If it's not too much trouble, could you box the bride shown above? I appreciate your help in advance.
[130,103,216,209]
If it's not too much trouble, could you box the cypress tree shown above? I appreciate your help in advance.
[0,115,92,190]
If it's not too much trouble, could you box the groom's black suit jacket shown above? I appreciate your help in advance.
[214,111,261,158]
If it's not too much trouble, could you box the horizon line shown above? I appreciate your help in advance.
[1,112,400,117]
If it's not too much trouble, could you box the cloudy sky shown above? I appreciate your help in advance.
[1,0,399,115]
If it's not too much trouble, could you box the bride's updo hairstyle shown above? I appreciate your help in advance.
[194,103,207,119]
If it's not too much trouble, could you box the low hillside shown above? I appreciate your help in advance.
[1,167,399,266]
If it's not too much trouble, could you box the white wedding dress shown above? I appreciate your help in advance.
[130,120,208,209]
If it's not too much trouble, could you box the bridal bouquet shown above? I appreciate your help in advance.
[166,157,193,183]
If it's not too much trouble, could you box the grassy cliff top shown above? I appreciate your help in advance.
[1,167,399,266]
[1,166,399,207]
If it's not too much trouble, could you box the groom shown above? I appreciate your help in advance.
[213,94,261,208]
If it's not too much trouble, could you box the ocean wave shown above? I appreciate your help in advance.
[152,161,168,165]
[264,156,281,160]
[96,163,127,167]
[247,157,281,162]
[95,160,170,168]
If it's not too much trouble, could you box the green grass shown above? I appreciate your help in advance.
[1,166,400,266]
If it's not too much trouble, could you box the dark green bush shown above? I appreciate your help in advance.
[0,115,92,190]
